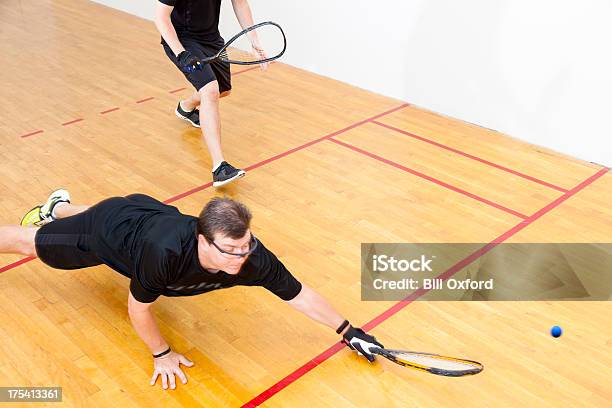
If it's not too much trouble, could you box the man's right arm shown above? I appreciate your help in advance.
[154,1,185,57]
[127,291,168,355]
[128,290,194,390]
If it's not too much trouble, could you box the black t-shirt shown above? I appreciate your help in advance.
[91,195,302,304]
[158,0,223,43]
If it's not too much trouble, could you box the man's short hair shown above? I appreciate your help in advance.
[197,197,252,242]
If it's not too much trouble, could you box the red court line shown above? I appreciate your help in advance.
[164,182,214,205]
[1,103,409,274]
[243,342,347,408]
[366,167,609,330]
[168,105,410,197]
[0,256,37,274]
[20,130,44,139]
[245,104,411,172]
[372,120,568,193]
[61,118,84,126]
[18,62,264,138]
[242,166,609,408]
[100,107,120,115]
[329,137,529,219]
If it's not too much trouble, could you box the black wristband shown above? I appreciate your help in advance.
[336,319,350,334]
[153,347,171,358]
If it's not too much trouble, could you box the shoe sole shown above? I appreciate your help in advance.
[213,171,246,187]
[175,109,201,128]
[20,206,43,227]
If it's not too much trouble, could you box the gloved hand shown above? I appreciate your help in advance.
[177,50,203,73]
[342,326,384,362]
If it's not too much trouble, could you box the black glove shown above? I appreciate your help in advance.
[342,326,384,362]
[177,50,202,73]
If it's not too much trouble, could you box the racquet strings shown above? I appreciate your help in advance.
[221,23,285,64]
[390,350,482,373]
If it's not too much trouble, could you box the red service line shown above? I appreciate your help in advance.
[17,64,268,139]
[1,103,410,274]
[366,166,609,330]
[244,104,411,173]
[164,181,214,205]
[100,107,120,115]
[242,166,609,408]
[0,256,37,274]
[169,87,187,94]
[61,118,84,126]
[372,120,568,193]
[20,130,44,139]
[243,342,347,408]
[329,137,529,219]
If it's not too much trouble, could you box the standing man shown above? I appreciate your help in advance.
[4,190,384,390]
[155,0,263,187]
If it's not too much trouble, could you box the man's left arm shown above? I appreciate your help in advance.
[230,0,256,29]
[286,284,385,362]
[230,0,267,68]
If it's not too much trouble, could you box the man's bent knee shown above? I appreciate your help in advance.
[198,81,220,102]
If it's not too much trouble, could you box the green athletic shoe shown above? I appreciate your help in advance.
[20,189,71,227]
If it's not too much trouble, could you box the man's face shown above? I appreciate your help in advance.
[198,230,252,274]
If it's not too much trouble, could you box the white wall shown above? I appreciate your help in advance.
[92,0,611,165]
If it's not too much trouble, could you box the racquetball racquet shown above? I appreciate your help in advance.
[198,21,286,67]
[372,348,483,377]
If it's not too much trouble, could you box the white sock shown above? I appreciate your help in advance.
[180,100,194,113]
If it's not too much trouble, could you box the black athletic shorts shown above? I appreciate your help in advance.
[35,204,102,270]
[34,194,156,271]
[163,37,231,93]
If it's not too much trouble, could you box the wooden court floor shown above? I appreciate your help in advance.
[1,1,611,407]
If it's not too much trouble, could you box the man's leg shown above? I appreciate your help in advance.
[0,226,38,257]
[1,197,91,257]
[53,203,90,219]
[198,82,245,186]
[180,91,201,113]
[174,83,243,185]
[164,40,243,186]
[181,89,230,113]
[198,80,225,169]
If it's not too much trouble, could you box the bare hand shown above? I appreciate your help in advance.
[150,351,194,390]
[251,42,268,70]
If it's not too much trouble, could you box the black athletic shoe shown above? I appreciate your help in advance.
[212,161,246,187]
[175,102,201,128]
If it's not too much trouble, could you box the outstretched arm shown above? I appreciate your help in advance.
[286,284,350,332]
[286,284,384,361]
